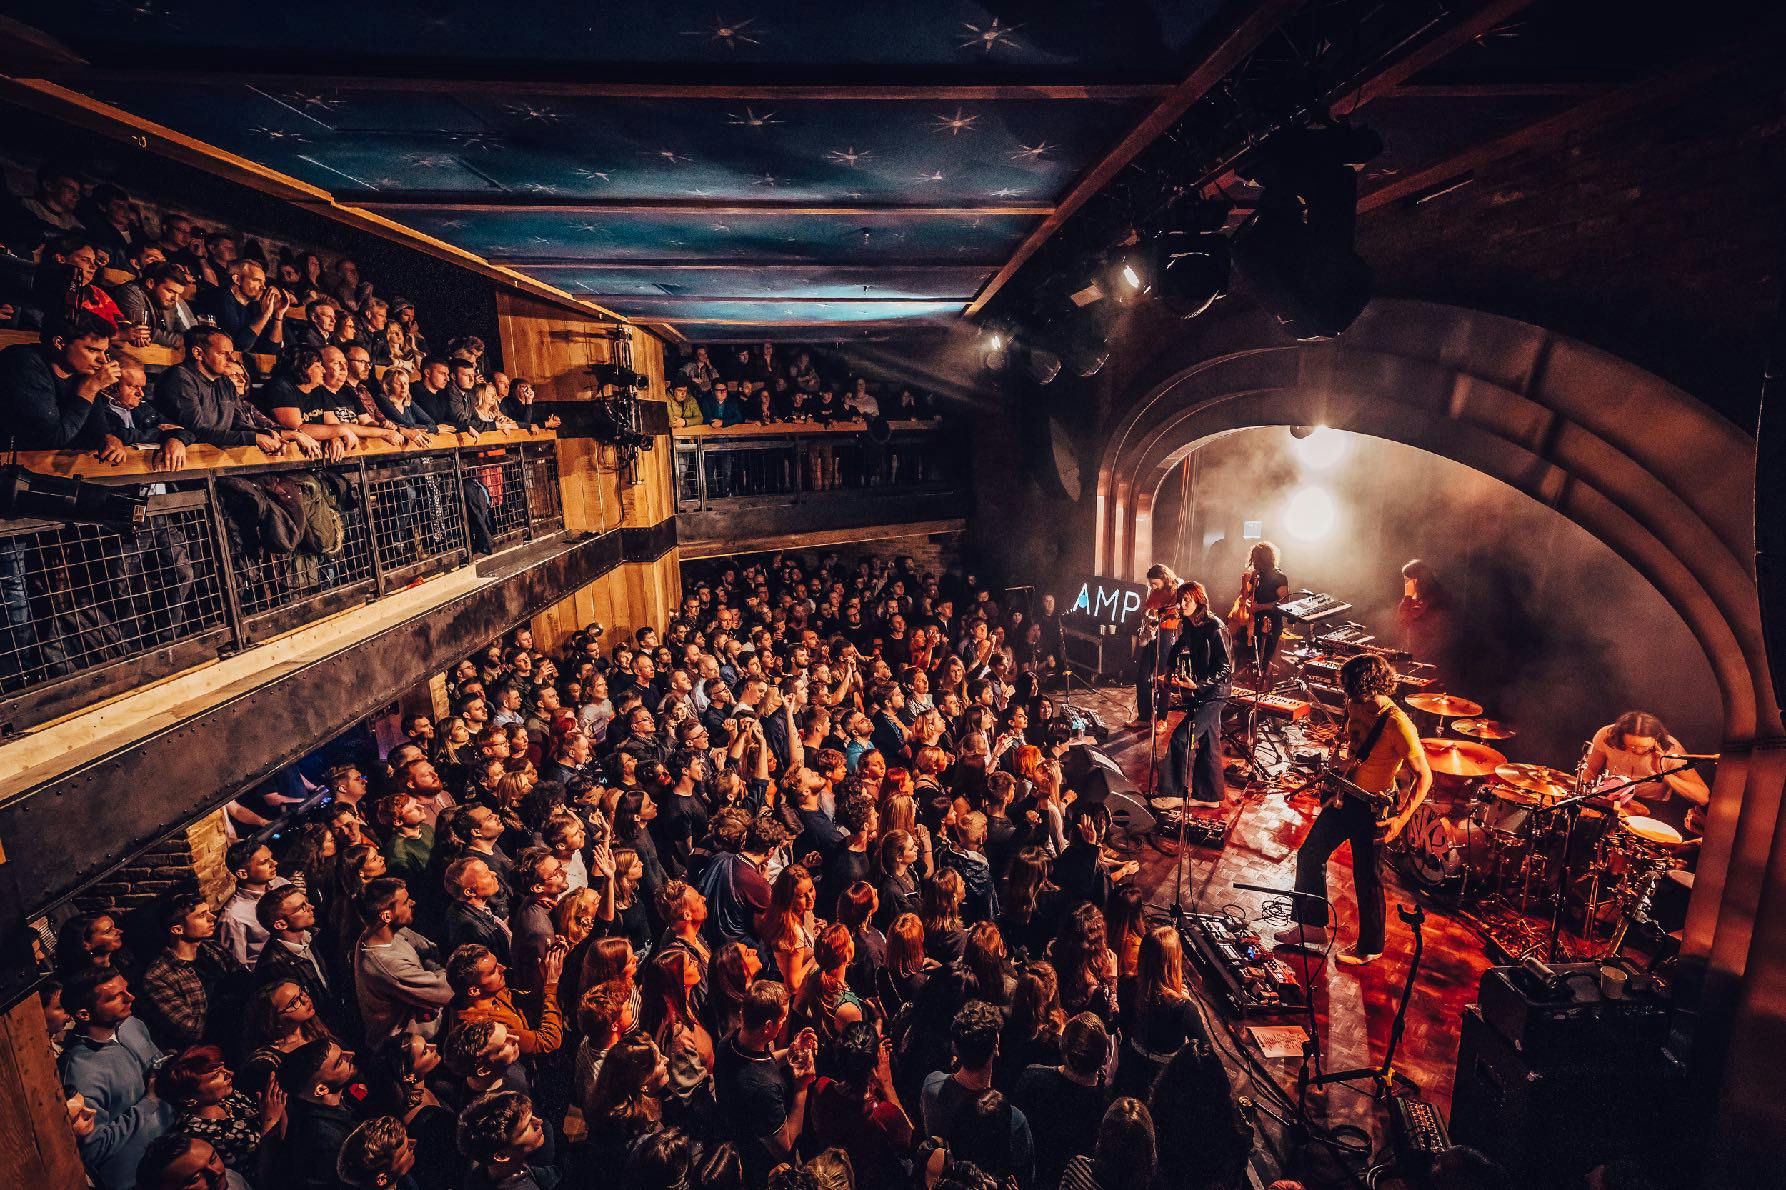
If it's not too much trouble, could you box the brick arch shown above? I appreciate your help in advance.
[1094,299,1778,1010]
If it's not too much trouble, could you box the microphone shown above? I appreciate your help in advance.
[1661,752,1720,760]
[1232,881,1327,904]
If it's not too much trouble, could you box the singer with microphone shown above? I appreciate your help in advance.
[1582,710,1711,830]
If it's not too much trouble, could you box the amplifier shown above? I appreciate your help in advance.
[1477,964,1670,1063]
[1179,913,1304,1017]
[1450,1006,1682,1189]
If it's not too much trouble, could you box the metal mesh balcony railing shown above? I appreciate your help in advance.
[0,434,567,734]
[672,422,954,511]
[0,499,228,695]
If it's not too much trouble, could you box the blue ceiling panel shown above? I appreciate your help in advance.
[593,299,964,324]
[27,2,1231,75]
[79,86,1142,206]
[513,266,992,301]
[395,209,1031,265]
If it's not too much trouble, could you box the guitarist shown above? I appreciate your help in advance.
[1158,581,1232,805]
[1229,541,1290,681]
[1274,653,1431,966]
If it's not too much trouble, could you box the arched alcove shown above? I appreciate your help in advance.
[1093,301,1780,1037]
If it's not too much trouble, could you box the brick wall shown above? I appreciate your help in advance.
[74,808,234,916]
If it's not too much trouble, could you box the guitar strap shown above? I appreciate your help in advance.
[1353,705,1397,771]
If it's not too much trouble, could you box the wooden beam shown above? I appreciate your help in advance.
[1334,0,1545,112]
[351,197,1053,217]
[19,67,1168,102]
[0,77,629,325]
[1359,40,1764,214]
[963,0,1311,317]
[1387,81,1616,100]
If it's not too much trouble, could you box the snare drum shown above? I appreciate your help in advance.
[1476,785,1535,838]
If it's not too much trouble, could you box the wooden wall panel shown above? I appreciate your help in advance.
[0,995,84,1188]
[528,554,681,660]
[495,290,616,405]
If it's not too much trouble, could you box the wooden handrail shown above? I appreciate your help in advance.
[0,327,284,375]
[673,417,941,441]
[14,426,556,480]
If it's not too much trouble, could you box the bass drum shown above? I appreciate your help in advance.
[1394,802,1493,900]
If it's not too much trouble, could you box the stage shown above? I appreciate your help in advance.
[1067,679,1492,1183]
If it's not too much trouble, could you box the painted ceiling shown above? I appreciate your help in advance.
[10,0,1238,336]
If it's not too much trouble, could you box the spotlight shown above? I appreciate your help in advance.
[1284,486,1337,542]
[1293,426,1347,469]
[1156,230,1229,319]
[980,325,1012,372]
[0,465,147,530]
[1021,345,1062,385]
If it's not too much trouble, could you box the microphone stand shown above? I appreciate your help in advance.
[1304,903,1429,1104]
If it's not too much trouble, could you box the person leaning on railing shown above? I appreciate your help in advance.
[0,308,120,450]
[152,325,293,458]
[260,347,362,464]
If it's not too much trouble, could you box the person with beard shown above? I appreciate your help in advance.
[271,1039,361,1190]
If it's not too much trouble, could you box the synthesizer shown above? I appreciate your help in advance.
[1230,690,1312,720]
[1279,591,1353,623]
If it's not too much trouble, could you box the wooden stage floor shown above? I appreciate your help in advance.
[1067,681,1494,1183]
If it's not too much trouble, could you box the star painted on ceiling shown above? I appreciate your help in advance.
[104,0,180,25]
[712,223,734,233]
[574,167,612,182]
[1012,142,1052,162]
[250,127,306,142]
[652,149,694,165]
[574,223,603,233]
[960,18,1022,54]
[754,174,780,187]
[504,103,563,123]
[684,16,763,48]
[456,133,505,153]
[915,170,946,183]
[930,109,979,137]
[686,188,716,198]
[728,108,783,129]
[439,219,468,229]
[826,146,872,168]
[282,92,343,111]
[989,187,1023,198]
[402,153,459,168]
[529,236,552,243]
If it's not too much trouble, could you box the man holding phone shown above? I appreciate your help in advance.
[716,981,819,1186]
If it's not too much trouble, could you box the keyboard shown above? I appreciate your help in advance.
[1231,690,1311,720]
[1279,591,1354,622]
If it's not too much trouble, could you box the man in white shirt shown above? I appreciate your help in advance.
[216,840,289,968]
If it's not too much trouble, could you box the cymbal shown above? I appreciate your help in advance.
[1494,763,1575,800]
[1420,738,1507,777]
[1407,693,1484,718]
[1453,718,1516,741]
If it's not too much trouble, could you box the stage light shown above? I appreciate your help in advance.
[980,326,1012,372]
[1021,345,1062,385]
[1293,426,1347,469]
[1284,485,1337,542]
[1120,262,1143,290]
[1156,230,1229,319]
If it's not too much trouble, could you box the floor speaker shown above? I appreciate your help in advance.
[1449,1006,1680,1188]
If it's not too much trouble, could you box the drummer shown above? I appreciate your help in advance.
[1582,710,1710,830]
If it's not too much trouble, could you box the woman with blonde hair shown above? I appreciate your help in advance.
[1116,924,1214,1098]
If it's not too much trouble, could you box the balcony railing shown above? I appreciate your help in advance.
[0,430,563,735]
[672,418,953,512]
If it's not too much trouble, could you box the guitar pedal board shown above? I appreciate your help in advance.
[1181,913,1305,1017]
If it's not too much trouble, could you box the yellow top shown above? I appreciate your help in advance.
[1346,696,1421,795]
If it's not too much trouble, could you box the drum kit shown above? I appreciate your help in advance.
[1391,692,1699,961]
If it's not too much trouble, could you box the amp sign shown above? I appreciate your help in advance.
[1065,575,1149,630]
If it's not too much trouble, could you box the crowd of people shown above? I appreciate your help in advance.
[668,344,938,431]
[42,551,1265,1190]
[0,158,560,464]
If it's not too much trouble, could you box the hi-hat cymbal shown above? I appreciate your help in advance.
[1494,763,1575,800]
[1407,693,1485,718]
[1420,738,1507,777]
[1453,718,1516,741]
